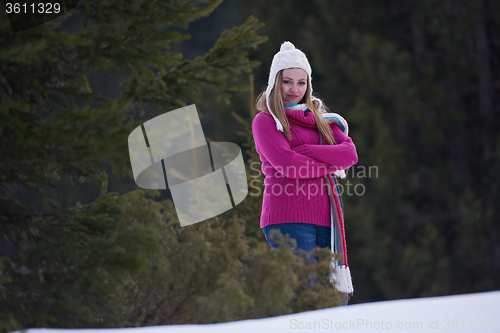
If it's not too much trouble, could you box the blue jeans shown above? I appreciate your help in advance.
[262,222,331,255]
[262,223,348,306]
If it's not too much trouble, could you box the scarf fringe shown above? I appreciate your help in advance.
[330,261,354,294]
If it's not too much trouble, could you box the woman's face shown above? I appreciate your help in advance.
[281,68,308,106]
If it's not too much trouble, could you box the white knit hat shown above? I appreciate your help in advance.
[266,41,316,132]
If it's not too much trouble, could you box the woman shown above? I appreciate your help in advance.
[251,41,358,300]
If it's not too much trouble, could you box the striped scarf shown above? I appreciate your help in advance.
[320,134,354,294]
[285,103,354,294]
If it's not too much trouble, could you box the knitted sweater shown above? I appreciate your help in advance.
[252,108,358,228]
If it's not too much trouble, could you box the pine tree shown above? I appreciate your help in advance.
[0,0,265,329]
[0,0,347,330]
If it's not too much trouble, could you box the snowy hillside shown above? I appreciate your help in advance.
[20,291,500,333]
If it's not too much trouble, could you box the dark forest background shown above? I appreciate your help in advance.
[1,0,499,330]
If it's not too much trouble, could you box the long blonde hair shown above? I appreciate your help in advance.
[256,70,336,145]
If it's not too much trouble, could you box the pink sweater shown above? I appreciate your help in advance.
[252,108,358,228]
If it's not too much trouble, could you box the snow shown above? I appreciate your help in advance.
[19,291,500,333]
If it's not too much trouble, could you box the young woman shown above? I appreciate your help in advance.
[251,41,358,299]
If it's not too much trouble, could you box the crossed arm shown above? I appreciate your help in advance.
[292,122,358,170]
[252,112,358,179]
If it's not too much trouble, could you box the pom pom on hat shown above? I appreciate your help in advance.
[280,41,295,51]
[266,41,313,132]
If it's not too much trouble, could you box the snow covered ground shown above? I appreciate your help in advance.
[20,290,500,333]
